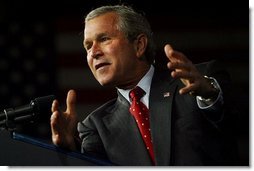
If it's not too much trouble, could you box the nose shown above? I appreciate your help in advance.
[90,43,102,59]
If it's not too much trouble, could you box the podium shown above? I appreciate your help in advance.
[0,130,113,166]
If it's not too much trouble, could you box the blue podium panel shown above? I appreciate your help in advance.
[0,130,112,166]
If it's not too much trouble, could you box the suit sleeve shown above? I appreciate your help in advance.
[77,116,108,159]
[196,60,232,123]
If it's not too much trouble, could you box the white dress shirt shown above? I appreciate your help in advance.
[117,65,223,109]
[117,65,154,108]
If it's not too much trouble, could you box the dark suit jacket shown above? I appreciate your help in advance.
[77,60,237,166]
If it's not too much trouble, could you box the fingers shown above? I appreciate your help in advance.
[51,100,60,140]
[50,89,77,147]
[50,110,61,145]
[164,44,174,61]
[171,70,194,81]
[51,98,61,145]
[51,100,59,113]
[164,44,202,96]
[179,83,198,95]
[164,44,189,63]
[167,60,192,72]
[66,89,77,114]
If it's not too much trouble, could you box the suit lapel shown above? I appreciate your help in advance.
[100,68,178,165]
[102,91,152,165]
[149,69,177,165]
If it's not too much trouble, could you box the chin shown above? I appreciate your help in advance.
[97,79,114,87]
[98,80,116,87]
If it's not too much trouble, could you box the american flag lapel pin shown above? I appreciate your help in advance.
[163,92,171,97]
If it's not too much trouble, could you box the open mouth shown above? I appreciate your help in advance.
[95,63,110,70]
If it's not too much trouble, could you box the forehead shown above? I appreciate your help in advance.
[84,12,119,39]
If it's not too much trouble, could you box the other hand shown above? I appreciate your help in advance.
[164,44,217,98]
[50,89,78,150]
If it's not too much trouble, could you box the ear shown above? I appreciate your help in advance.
[134,34,148,58]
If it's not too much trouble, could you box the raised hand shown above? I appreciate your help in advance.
[164,44,218,98]
[50,89,78,150]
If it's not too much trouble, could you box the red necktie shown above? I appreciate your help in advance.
[129,86,155,165]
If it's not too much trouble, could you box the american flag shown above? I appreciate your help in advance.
[0,3,117,139]
[0,18,56,138]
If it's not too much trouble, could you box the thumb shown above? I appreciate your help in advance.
[66,89,76,114]
[164,44,174,61]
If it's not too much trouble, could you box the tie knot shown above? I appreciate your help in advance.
[129,86,145,101]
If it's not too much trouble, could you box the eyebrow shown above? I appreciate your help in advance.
[84,32,110,46]
[97,33,109,40]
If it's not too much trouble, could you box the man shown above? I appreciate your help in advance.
[50,5,236,165]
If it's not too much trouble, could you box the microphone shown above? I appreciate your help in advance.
[0,95,55,129]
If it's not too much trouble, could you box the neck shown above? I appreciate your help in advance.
[117,64,150,90]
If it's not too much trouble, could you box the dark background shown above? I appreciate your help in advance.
[0,0,249,166]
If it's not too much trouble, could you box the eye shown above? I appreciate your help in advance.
[100,36,110,42]
[84,43,92,51]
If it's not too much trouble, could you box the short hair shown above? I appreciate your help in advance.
[84,5,156,64]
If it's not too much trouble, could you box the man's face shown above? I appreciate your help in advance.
[83,12,141,88]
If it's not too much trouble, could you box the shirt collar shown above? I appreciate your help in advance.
[117,65,154,107]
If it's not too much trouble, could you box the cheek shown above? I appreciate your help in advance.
[87,55,92,66]
[87,56,94,73]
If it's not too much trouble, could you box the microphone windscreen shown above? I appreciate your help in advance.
[33,95,55,116]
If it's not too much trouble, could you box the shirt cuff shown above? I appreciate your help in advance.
[196,77,224,109]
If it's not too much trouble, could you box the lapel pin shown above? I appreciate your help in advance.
[163,92,171,97]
